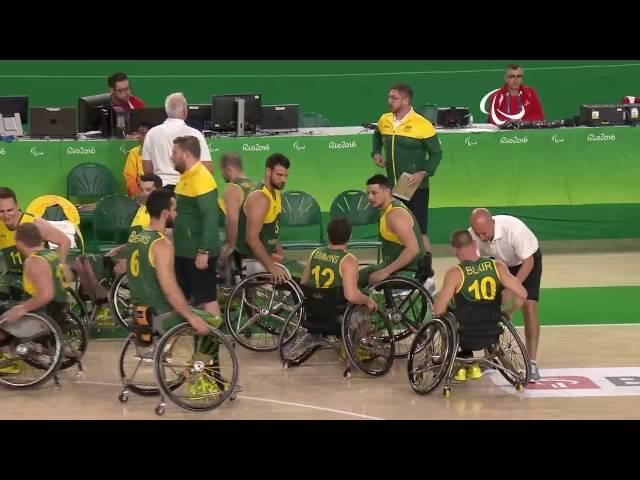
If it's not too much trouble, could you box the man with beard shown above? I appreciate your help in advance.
[371,83,441,295]
[170,135,221,322]
[236,153,292,284]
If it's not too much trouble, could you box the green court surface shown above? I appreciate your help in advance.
[510,286,639,327]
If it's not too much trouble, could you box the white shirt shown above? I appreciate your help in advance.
[142,118,212,186]
[468,215,539,267]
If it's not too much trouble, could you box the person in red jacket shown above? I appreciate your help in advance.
[109,72,145,135]
[486,64,544,125]
[621,96,640,104]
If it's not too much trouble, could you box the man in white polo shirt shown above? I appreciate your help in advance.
[142,92,212,191]
[468,208,543,382]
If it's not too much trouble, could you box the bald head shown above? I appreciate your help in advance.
[470,208,495,242]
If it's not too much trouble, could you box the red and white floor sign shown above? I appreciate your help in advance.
[491,367,640,397]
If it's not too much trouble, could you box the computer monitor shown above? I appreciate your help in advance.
[77,93,112,133]
[30,107,77,138]
[211,93,262,133]
[186,104,212,131]
[130,108,168,130]
[0,96,29,124]
[260,104,299,132]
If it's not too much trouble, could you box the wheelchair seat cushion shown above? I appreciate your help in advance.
[301,286,346,336]
[454,305,503,352]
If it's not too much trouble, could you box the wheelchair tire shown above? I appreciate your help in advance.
[0,312,64,389]
[342,304,395,377]
[154,322,239,412]
[225,273,303,352]
[493,317,531,386]
[109,273,132,330]
[407,317,455,395]
[369,276,433,358]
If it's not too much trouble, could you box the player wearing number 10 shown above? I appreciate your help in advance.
[432,230,527,380]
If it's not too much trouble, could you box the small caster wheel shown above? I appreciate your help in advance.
[230,393,237,401]
[282,361,288,369]
[231,341,237,349]
[118,393,128,403]
[343,367,351,379]
[516,383,524,392]
[155,405,165,416]
[443,387,451,398]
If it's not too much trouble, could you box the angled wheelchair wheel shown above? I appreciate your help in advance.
[225,273,303,352]
[407,317,455,395]
[0,312,64,389]
[369,276,433,358]
[341,304,394,377]
[59,309,89,371]
[119,335,162,397]
[66,287,89,331]
[109,273,132,330]
[278,302,320,367]
[154,323,239,412]
[492,317,530,387]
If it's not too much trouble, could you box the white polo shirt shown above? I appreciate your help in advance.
[468,215,539,267]
[142,118,212,186]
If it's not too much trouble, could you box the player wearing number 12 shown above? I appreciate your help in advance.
[432,230,527,381]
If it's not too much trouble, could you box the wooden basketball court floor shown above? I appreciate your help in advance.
[1,240,638,420]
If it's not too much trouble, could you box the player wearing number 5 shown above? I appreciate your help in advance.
[432,229,527,381]
[301,217,376,313]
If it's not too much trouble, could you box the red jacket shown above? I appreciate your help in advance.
[622,96,640,104]
[487,85,544,124]
[111,95,145,112]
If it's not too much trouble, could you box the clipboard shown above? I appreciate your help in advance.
[392,172,420,201]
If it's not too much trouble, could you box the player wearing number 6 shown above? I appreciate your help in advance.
[432,229,527,381]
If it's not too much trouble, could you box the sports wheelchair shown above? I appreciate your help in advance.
[0,299,87,389]
[224,263,304,352]
[278,285,395,378]
[367,274,433,358]
[407,306,531,397]
[0,275,89,376]
[117,306,239,415]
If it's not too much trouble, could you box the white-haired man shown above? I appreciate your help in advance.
[142,92,212,191]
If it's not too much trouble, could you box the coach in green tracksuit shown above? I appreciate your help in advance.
[372,82,442,278]
[171,135,222,321]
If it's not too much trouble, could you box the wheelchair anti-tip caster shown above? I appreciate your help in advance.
[155,405,165,416]
[443,387,451,398]
[118,393,128,403]
[343,367,351,379]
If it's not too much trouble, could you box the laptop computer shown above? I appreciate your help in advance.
[30,107,77,138]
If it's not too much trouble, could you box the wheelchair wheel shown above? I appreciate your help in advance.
[341,304,394,377]
[66,287,89,331]
[225,273,303,352]
[119,335,162,396]
[407,317,455,395]
[109,273,132,330]
[492,317,530,387]
[59,309,89,370]
[0,312,63,389]
[370,276,433,358]
[154,323,239,412]
[278,302,320,367]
